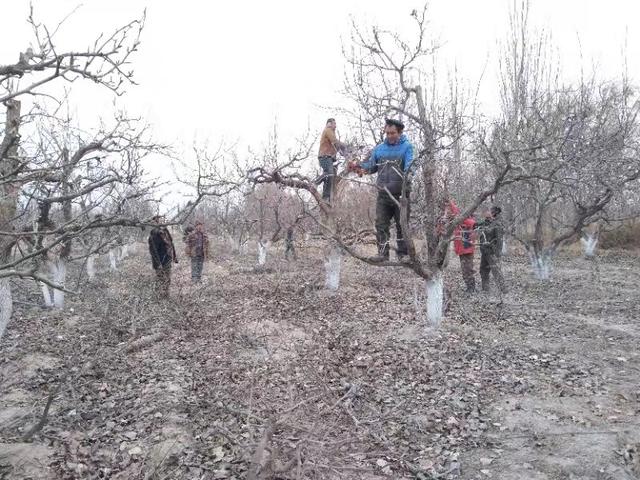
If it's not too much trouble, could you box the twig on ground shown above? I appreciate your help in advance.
[247,421,276,480]
[122,331,166,353]
[21,373,68,441]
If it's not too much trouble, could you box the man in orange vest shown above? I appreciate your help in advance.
[451,203,477,292]
[441,200,477,292]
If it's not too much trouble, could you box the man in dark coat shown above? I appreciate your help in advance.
[148,215,178,296]
[284,226,296,260]
[477,206,507,293]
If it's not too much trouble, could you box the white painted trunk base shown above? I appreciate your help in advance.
[0,279,12,340]
[529,253,551,280]
[87,255,96,280]
[52,260,66,308]
[425,273,444,328]
[40,283,53,307]
[324,246,342,291]
[109,250,118,271]
[257,241,270,266]
[581,234,598,258]
[414,272,445,329]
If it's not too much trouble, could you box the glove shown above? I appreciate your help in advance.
[347,161,365,176]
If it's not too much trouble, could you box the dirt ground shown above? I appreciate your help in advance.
[1,241,639,479]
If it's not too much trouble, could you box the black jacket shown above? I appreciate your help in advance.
[478,218,504,256]
[148,227,177,269]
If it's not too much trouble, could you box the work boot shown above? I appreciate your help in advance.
[397,255,411,264]
[368,254,389,263]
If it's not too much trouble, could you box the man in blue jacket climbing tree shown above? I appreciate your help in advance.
[355,118,414,262]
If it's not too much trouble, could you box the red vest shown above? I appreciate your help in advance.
[446,200,476,256]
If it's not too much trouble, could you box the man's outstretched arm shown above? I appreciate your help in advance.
[358,149,378,173]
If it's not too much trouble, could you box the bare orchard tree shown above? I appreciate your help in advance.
[249,7,539,314]
[0,7,144,104]
[244,183,307,268]
[494,1,640,279]
[0,9,145,337]
[174,140,247,258]
[5,111,160,311]
[220,197,256,255]
[336,5,534,324]
[182,193,254,255]
[247,131,366,290]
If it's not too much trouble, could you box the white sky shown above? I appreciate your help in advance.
[3,0,640,203]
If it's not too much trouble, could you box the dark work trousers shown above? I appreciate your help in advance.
[318,156,336,201]
[459,253,476,292]
[479,252,506,293]
[284,241,296,260]
[191,255,204,282]
[375,191,409,259]
[155,264,172,297]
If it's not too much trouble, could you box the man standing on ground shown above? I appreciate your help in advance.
[478,206,507,293]
[317,118,347,202]
[185,220,209,283]
[355,118,414,262]
[148,215,178,296]
[284,226,297,260]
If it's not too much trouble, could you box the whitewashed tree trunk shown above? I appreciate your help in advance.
[425,273,444,328]
[0,279,12,339]
[51,259,66,308]
[40,282,54,307]
[529,252,552,280]
[87,255,96,280]
[581,233,598,258]
[257,241,270,266]
[0,101,21,340]
[414,272,445,329]
[235,239,248,255]
[108,250,118,271]
[324,244,342,291]
[228,234,248,255]
[226,234,236,251]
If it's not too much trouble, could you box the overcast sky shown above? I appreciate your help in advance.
[2,0,640,203]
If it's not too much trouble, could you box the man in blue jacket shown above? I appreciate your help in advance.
[356,118,414,262]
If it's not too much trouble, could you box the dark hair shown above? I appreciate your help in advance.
[491,206,502,216]
[385,118,405,132]
[326,118,336,125]
[152,215,162,222]
[194,220,203,226]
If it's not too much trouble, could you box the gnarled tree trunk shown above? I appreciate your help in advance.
[0,100,21,338]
